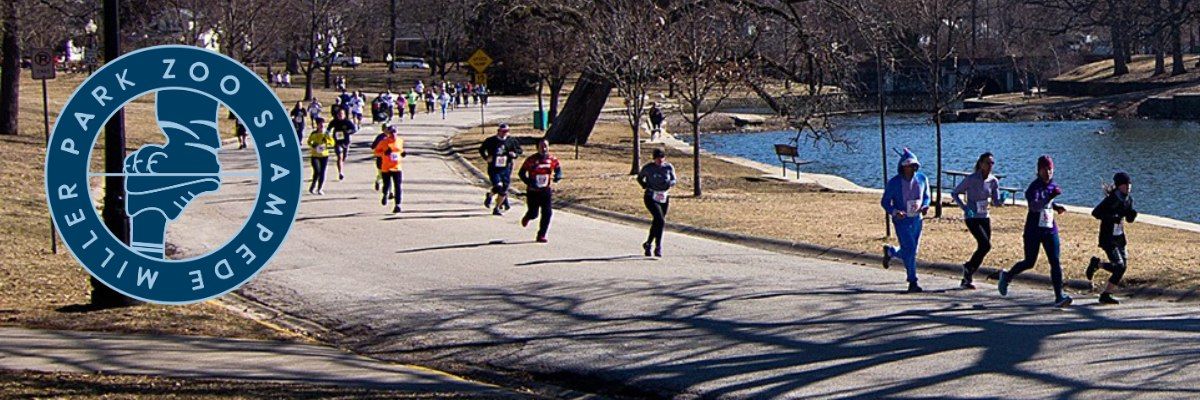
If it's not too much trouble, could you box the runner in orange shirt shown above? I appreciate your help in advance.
[373,124,407,213]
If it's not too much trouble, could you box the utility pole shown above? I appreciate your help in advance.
[94,0,138,307]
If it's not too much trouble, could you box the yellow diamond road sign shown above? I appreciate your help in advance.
[467,49,492,72]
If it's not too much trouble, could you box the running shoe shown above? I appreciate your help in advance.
[521,216,531,227]
[536,236,548,243]
[960,279,976,290]
[1086,257,1100,281]
[643,242,652,257]
[1099,293,1120,305]
[308,187,315,194]
[907,282,923,293]
[381,196,388,206]
[374,181,380,191]
[392,205,402,214]
[339,173,345,181]
[493,208,502,216]
[997,270,1010,296]
[654,247,662,258]
[503,200,511,211]
[317,189,325,195]
[1054,296,1073,308]
[484,194,492,208]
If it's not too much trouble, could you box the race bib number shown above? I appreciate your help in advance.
[906,200,921,215]
[293,115,304,123]
[1114,221,1125,236]
[333,131,344,141]
[315,145,326,153]
[652,190,668,204]
[389,153,400,162]
[1038,208,1055,228]
[494,155,507,167]
[976,200,989,214]
[535,174,550,188]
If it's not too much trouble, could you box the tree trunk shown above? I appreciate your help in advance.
[323,62,332,89]
[537,78,544,113]
[545,72,611,145]
[1154,0,1166,76]
[1112,24,1130,76]
[548,76,565,124]
[692,107,701,197]
[1171,10,1187,75]
[0,6,19,136]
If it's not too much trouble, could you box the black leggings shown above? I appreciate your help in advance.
[524,190,553,237]
[309,157,328,190]
[381,171,403,206]
[1100,245,1128,286]
[963,218,992,280]
[644,195,669,247]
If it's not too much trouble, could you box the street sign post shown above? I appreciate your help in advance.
[32,49,57,254]
[467,49,492,72]
[468,49,492,136]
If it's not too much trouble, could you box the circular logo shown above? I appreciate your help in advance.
[45,45,301,304]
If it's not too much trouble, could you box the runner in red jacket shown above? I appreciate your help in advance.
[518,139,563,243]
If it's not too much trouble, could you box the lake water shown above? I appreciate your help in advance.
[689,115,1200,223]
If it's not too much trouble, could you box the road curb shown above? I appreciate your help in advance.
[441,136,1199,303]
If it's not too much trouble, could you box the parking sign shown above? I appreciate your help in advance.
[31,48,56,80]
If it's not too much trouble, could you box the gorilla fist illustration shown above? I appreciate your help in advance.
[125,90,223,258]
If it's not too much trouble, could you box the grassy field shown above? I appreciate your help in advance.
[454,117,1200,296]
[1055,54,1200,84]
[0,370,498,399]
[0,63,410,339]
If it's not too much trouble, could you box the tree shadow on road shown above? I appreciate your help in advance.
[339,279,1200,399]
[394,240,535,254]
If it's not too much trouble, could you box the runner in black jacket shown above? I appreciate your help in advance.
[1085,172,1137,305]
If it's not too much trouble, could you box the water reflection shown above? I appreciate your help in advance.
[692,115,1200,222]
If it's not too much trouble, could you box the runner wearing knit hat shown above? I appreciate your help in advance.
[1085,172,1138,305]
[997,155,1072,307]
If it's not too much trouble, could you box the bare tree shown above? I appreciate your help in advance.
[879,0,973,218]
[404,0,474,80]
[738,1,857,146]
[664,2,745,196]
[585,0,667,174]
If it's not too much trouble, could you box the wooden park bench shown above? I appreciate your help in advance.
[774,144,813,179]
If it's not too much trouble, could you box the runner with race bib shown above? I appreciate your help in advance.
[479,124,523,215]
[880,148,931,293]
[951,152,1006,289]
[518,139,562,243]
[326,108,358,181]
[637,148,676,257]
[373,124,406,213]
[1085,172,1138,305]
[997,155,1072,308]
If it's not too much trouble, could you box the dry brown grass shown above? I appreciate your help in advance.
[0,69,352,340]
[0,370,499,399]
[455,121,1200,295]
[1056,54,1200,84]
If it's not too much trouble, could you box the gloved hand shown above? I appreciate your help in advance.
[124,90,222,258]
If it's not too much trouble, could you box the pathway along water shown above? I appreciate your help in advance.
[687,115,1200,223]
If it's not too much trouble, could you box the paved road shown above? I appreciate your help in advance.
[173,98,1200,399]
[0,327,510,396]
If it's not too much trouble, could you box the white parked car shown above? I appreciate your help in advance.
[391,57,430,69]
[328,52,362,67]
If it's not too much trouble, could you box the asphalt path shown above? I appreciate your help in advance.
[171,97,1200,399]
